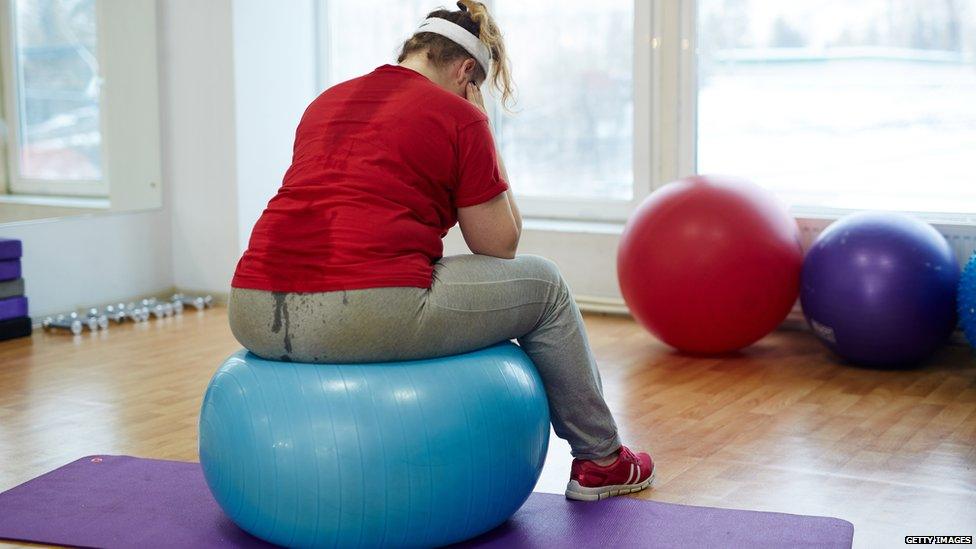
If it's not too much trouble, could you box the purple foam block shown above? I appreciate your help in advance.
[0,456,854,549]
[0,260,19,282]
[0,296,27,321]
[0,238,21,260]
[0,316,31,341]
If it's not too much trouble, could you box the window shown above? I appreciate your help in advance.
[490,0,634,201]
[695,0,976,215]
[316,0,645,220]
[316,1,976,223]
[0,0,163,211]
[3,0,105,196]
[317,0,434,86]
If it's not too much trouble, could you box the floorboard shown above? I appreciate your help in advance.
[1,307,973,548]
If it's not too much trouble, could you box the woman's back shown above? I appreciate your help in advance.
[232,64,506,293]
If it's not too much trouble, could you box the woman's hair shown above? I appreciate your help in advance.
[397,1,515,109]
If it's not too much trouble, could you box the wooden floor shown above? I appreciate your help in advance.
[0,307,974,548]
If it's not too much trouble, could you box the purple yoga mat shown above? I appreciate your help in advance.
[0,238,21,260]
[0,259,20,281]
[0,456,854,549]
[0,296,27,321]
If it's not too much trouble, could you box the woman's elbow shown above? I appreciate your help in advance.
[501,229,521,258]
[496,243,518,260]
[473,233,519,259]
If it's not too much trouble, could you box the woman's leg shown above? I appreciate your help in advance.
[227,254,621,459]
[414,254,621,460]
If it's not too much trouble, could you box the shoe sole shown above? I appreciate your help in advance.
[564,470,656,501]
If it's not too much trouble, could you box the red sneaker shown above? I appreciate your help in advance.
[565,446,655,501]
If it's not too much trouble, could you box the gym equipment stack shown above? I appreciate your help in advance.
[0,238,31,342]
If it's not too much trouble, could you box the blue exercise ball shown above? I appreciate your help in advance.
[960,252,976,349]
[801,212,959,367]
[199,342,550,548]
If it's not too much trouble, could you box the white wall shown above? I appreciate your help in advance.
[232,0,319,253]
[161,0,320,294]
[160,0,241,293]
[0,210,172,318]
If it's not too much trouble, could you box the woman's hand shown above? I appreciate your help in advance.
[465,82,488,115]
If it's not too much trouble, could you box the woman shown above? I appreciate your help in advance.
[229,0,653,502]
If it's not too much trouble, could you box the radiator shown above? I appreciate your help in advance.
[798,217,976,266]
[786,218,976,332]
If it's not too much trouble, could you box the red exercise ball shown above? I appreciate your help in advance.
[617,176,802,354]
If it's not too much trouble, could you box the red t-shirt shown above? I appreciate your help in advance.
[232,65,508,292]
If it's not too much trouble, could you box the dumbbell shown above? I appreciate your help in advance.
[42,313,84,335]
[95,302,149,324]
[172,293,213,310]
[142,298,175,319]
[41,313,108,335]
[153,302,174,319]
[101,303,129,323]
[85,309,110,331]
[125,302,151,322]
[102,305,125,323]
[160,296,184,315]
[70,311,105,332]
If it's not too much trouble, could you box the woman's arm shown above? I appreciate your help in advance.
[458,192,520,259]
[456,82,522,259]
[495,153,522,233]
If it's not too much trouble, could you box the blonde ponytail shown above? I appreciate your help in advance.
[456,0,515,110]
[398,2,516,110]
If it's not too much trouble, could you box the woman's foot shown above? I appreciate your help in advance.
[565,446,655,501]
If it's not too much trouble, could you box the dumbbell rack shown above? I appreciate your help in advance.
[42,293,214,335]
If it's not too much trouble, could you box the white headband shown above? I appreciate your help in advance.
[415,17,491,74]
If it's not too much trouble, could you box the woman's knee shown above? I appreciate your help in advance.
[515,254,566,287]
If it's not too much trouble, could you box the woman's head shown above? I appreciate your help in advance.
[397,1,514,109]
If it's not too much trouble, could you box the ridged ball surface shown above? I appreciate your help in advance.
[960,252,976,349]
[199,342,550,548]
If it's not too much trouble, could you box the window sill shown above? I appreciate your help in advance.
[523,206,976,237]
[0,194,110,210]
[522,217,625,235]
[789,205,976,227]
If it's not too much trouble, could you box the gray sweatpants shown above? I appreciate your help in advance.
[228,254,621,459]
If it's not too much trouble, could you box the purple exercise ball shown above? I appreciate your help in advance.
[800,212,959,367]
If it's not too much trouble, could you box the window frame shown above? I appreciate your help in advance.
[0,0,109,197]
[485,0,655,222]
